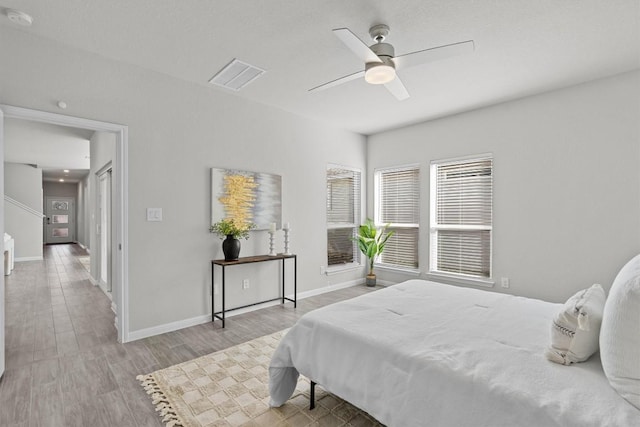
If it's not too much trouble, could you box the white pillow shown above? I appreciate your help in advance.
[600,254,640,410]
[545,283,606,365]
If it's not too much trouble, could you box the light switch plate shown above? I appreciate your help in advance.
[146,208,163,221]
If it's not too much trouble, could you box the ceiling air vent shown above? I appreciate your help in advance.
[209,59,266,91]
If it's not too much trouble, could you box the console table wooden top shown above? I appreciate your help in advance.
[212,254,296,266]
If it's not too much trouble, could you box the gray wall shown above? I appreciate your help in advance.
[368,71,640,303]
[0,25,367,333]
[43,181,78,197]
[4,163,43,259]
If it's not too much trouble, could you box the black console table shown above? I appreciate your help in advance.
[211,254,297,328]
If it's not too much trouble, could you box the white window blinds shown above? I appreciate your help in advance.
[430,156,492,279]
[375,166,420,269]
[327,166,361,266]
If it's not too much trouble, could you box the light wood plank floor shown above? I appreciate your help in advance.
[1,244,378,426]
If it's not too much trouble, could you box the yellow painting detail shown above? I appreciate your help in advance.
[218,174,259,227]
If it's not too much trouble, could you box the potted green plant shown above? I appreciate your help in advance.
[353,218,394,287]
[210,218,255,261]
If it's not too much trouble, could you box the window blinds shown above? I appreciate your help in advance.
[377,166,420,269]
[431,157,492,278]
[327,166,361,266]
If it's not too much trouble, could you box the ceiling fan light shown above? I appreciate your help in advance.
[364,64,396,85]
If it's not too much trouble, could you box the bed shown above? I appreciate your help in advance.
[269,278,640,427]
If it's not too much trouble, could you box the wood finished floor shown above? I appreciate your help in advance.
[1,244,378,426]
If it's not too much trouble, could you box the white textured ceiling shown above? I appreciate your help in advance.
[4,118,92,183]
[0,0,638,135]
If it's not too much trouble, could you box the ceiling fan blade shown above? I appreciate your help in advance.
[333,28,382,64]
[384,76,410,101]
[392,40,474,70]
[309,70,365,92]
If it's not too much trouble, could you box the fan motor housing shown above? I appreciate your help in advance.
[369,42,395,59]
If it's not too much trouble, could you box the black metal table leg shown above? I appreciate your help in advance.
[221,265,225,328]
[211,262,216,322]
[310,381,316,410]
[281,258,286,304]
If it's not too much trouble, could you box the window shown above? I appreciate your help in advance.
[327,165,361,268]
[374,165,420,269]
[430,155,493,280]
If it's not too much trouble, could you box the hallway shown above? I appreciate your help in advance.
[4,244,115,369]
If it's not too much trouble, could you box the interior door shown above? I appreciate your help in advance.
[44,197,75,244]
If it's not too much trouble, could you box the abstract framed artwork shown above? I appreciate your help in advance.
[211,168,282,230]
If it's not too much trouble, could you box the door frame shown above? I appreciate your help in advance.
[0,104,130,343]
[96,165,112,294]
[1,107,5,377]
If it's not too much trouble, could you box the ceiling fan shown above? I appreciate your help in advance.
[309,24,474,101]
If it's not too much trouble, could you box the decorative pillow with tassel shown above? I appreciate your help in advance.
[545,283,606,365]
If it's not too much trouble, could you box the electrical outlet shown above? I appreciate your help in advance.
[501,277,510,288]
[320,266,326,275]
[243,279,250,290]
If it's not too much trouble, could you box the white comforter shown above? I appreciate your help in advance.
[269,279,640,427]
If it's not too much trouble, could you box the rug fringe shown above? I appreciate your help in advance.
[137,374,184,427]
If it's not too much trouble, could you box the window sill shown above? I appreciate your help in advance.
[425,272,495,288]
[326,263,362,276]
[374,264,421,276]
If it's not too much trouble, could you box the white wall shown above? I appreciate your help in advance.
[0,26,367,334]
[3,163,43,259]
[368,70,640,303]
[5,163,42,209]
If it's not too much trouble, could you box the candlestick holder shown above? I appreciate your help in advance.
[268,231,277,256]
[283,226,291,255]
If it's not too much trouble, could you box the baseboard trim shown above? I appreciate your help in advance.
[97,281,112,300]
[128,314,213,342]
[15,256,44,262]
[127,278,366,341]
[292,278,365,299]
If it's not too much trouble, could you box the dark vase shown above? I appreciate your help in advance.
[366,274,376,287]
[222,235,241,261]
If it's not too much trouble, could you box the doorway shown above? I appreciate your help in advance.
[0,104,129,343]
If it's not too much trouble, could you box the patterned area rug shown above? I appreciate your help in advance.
[137,330,383,427]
